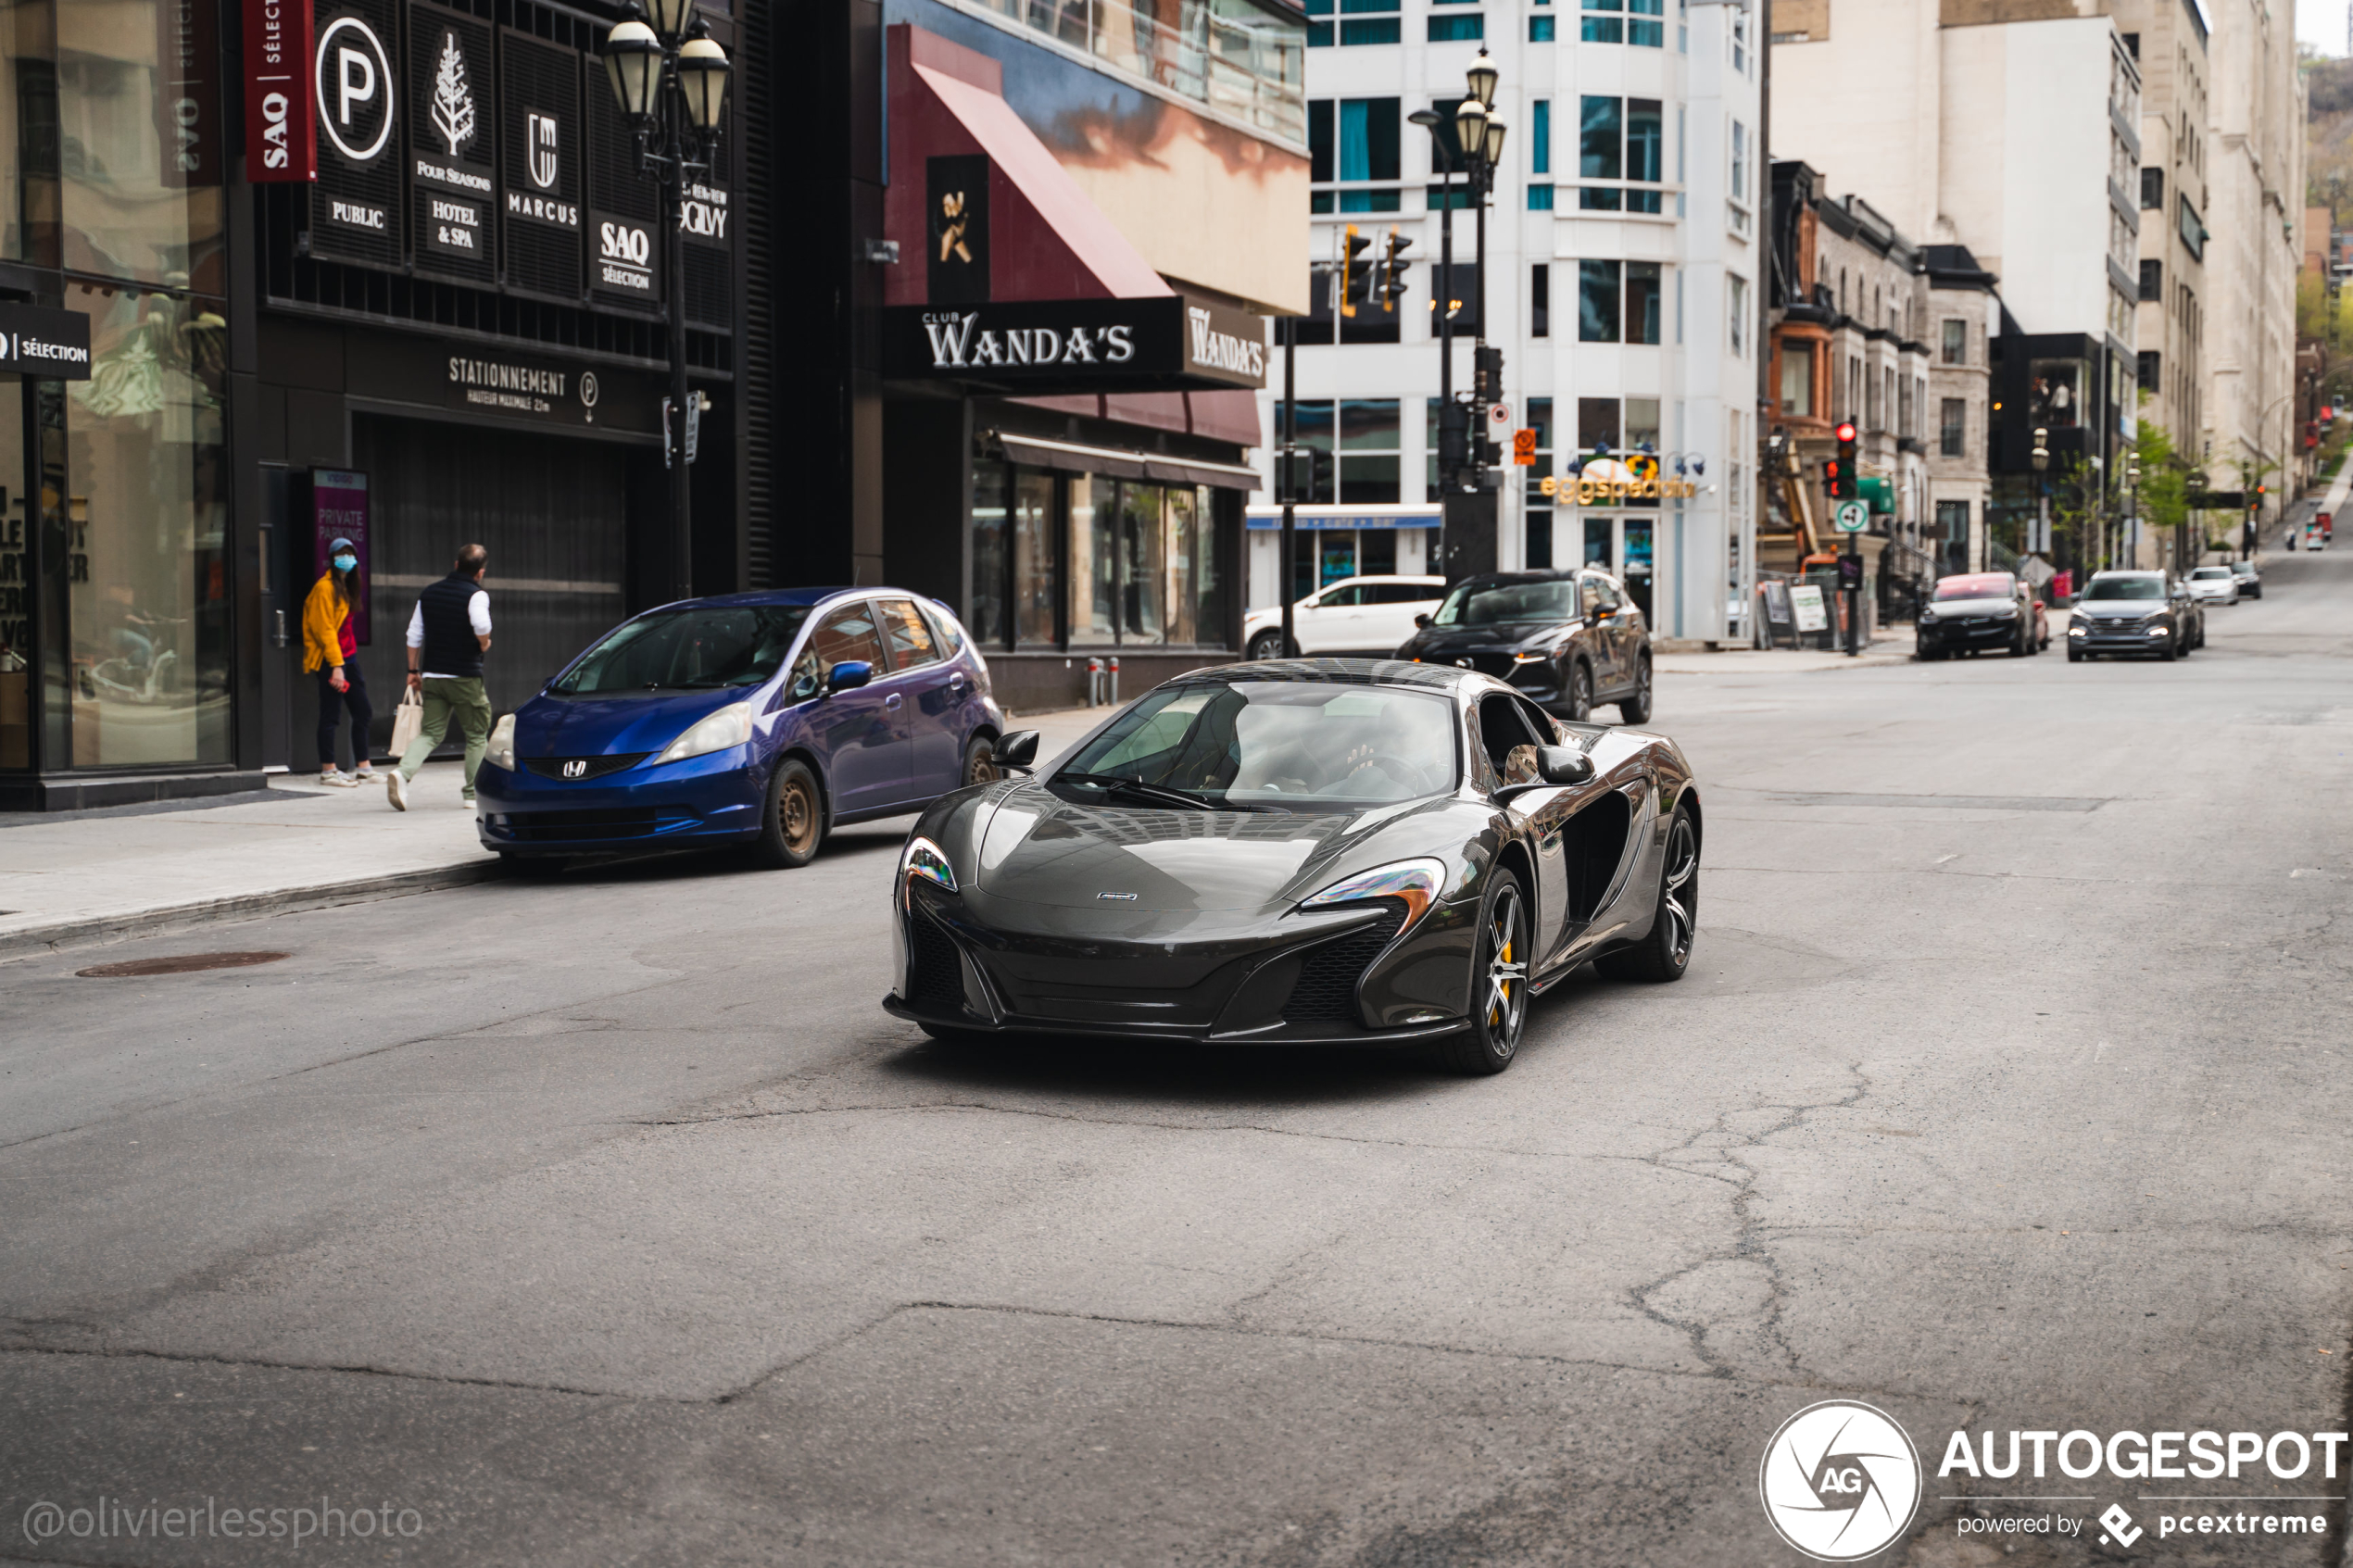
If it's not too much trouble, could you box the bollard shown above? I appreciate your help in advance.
[1086,657,1103,706]
[1108,657,1119,706]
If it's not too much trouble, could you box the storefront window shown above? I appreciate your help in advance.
[1583,516,1612,568]
[972,462,1009,646]
[66,288,231,766]
[1164,484,1198,645]
[1071,474,1117,642]
[1,0,60,265]
[1118,483,1165,641]
[57,0,224,290]
[0,378,27,767]
[1013,470,1056,646]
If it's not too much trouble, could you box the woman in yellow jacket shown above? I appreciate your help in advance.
[302,538,375,786]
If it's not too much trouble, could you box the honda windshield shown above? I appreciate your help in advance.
[1055,682,1459,808]
[552,606,812,694]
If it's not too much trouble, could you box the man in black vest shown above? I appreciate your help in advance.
[387,544,494,811]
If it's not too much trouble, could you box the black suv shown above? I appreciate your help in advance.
[1395,569,1654,723]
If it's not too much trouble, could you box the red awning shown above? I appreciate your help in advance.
[886,26,1171,307]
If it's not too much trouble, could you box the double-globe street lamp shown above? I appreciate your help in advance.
[604,0,731,600]
[1409,51,1505,577]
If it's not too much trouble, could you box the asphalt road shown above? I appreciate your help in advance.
[4,542,2350,1567]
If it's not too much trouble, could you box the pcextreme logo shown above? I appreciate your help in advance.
[1759,1400,1924,1562]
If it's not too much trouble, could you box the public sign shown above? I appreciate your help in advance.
[0,303,92,380]
[1789,583,1830,633]
[1834,500,1869,533]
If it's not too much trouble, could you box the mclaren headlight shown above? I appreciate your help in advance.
[1299,857,1448,931]
[654,702,752,765]
[901,835,957,896]
[486,712,516,771]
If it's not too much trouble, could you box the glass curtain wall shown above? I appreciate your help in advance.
[1,0,231,778]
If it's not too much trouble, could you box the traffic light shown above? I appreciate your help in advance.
[1339,226,1374,318]
[1825,420,1858,500]
[1379,228,1414,313]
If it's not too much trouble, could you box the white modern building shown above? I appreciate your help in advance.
[1249,0,1765,642]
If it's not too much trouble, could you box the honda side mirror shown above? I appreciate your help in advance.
[1414,613,1432,629]
[826,659,873,694]
[992,730,1040,772]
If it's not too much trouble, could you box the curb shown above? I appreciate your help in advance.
[0,859,506,963]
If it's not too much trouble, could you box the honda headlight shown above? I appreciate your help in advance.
[1300,857,1448,931]
[655,702,752,765]
[486,713,516,771]
[901,835,957,895]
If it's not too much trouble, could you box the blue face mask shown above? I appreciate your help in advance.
[333,554,358,572]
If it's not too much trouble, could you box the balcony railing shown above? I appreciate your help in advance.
[982,0,1308,144]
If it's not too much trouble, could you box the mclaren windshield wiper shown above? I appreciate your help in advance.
[1060,772,1287,815]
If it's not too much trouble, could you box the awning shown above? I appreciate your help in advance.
[994,432,1263,492]
[1245,504,1441,531]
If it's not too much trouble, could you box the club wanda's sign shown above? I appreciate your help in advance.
[882,295,1266,391]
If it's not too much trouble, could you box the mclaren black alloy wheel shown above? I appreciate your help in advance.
[962,734,1000,789]
[1247,630,1290,662]
[749,758,824,869]
[1599,806,1698,983]
[1618,652,1654,725]
[1565,661,1595,722]
[1431,868,1530,1076]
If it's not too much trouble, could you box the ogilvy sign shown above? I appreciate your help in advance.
[882,295,1266,391]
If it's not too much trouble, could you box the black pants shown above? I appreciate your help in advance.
[314,661,374,771]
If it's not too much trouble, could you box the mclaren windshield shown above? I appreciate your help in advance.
[551,605,812,695]
[1055,681,1459,809]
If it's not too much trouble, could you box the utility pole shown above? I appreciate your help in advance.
[1280,313,1296,659]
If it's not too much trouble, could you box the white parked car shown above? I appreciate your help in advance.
[2185,565,2241,606]
[1243,574,1448,660]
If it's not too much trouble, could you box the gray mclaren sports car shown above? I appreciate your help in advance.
[882,659,1700,1074]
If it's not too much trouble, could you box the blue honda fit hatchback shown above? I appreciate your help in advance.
[475,588,1007,869]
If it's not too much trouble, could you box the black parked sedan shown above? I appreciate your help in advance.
[883,659,1700,1074]
[1393,570,1654,723]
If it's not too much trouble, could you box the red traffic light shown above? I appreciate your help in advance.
[1834,420,1858,444]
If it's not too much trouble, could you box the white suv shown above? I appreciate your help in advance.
[1243,575,1448,660]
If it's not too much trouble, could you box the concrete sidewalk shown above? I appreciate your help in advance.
[0,709,1117,962]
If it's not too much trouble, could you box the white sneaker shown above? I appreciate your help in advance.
[319,769,361,788]
[386,771,408,811]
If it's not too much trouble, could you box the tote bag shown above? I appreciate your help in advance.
[388,686,424,759]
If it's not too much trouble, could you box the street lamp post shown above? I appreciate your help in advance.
[604,1,730,603]
[1409,51,1505,581]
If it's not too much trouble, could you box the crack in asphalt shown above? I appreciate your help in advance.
[625,1098,1626,1163]
[1625,1063,1874,1381]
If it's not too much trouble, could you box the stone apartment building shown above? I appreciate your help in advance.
[2116,0,2208,468]
[1768,161,1997,613]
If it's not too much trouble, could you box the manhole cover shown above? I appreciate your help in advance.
[77,951,292,978]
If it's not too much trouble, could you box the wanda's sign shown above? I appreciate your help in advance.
[881,294,1265,392]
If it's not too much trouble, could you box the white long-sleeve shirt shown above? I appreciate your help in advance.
[406,590,493,679]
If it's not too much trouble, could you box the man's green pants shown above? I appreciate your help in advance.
[396,676,493,797]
